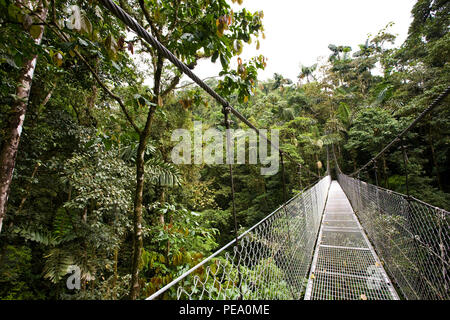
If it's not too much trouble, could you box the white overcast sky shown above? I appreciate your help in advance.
[191,0,417,82]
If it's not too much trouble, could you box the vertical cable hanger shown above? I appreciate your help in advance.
[401,138,410,199]
[298,164,303,190]
[222,106,242,299]
[373,160,379,187]
[373,160,381,214]
[280,151,288,204]
[326,144,330,176]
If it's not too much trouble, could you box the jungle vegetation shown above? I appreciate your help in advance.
[0,0,448,299]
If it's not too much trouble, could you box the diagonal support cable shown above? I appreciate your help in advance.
[351,85,450,177]
[98,0,321,178]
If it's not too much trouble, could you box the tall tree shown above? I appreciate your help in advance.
[110,0,265,299]
[298,63,317,84]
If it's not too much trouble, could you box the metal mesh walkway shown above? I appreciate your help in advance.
[305,181,399,300]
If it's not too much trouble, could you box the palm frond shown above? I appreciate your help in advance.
[43,248,74,283]
[120,142,156,162]
[145,157,181,187]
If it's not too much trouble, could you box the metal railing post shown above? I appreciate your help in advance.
[401,138,410,199]
[280,151,297,299]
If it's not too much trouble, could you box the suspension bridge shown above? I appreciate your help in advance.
[99,0,449,300]
[144,170,448,300]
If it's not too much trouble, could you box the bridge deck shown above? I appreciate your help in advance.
[304,181,399,300]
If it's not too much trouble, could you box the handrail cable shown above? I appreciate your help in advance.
[146,176,323,300]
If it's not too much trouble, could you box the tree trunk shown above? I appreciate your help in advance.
[111,246,119,299]
[129,49,163,299]
[129,107,159,299]
[0,2,48,233]
[129,138,146,300]
[129,104,159,300]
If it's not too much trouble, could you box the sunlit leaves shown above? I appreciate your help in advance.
[317,161,322,169]
[233,39,243,55]
[217,54,266,103]
[216,14,232,37]
[46,48,64,67]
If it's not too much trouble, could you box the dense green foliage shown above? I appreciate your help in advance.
[0,0,448,299]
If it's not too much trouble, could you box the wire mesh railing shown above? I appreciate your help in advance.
[147,176,331,300]
[337,173,449,300]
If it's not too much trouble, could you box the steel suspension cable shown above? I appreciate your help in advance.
[350,85,450,177]
[98,0,321,178]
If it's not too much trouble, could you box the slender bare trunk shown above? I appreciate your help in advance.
[129,136,148,299]
[16,162,40,214]
[129,48,163,299]
[129,94,158,299]
[41,85,55,108]
[110,246,119,299]
[165,214,171,264]
[0,2,47,233]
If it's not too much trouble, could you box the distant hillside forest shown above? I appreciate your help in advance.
[0,0,448,299]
